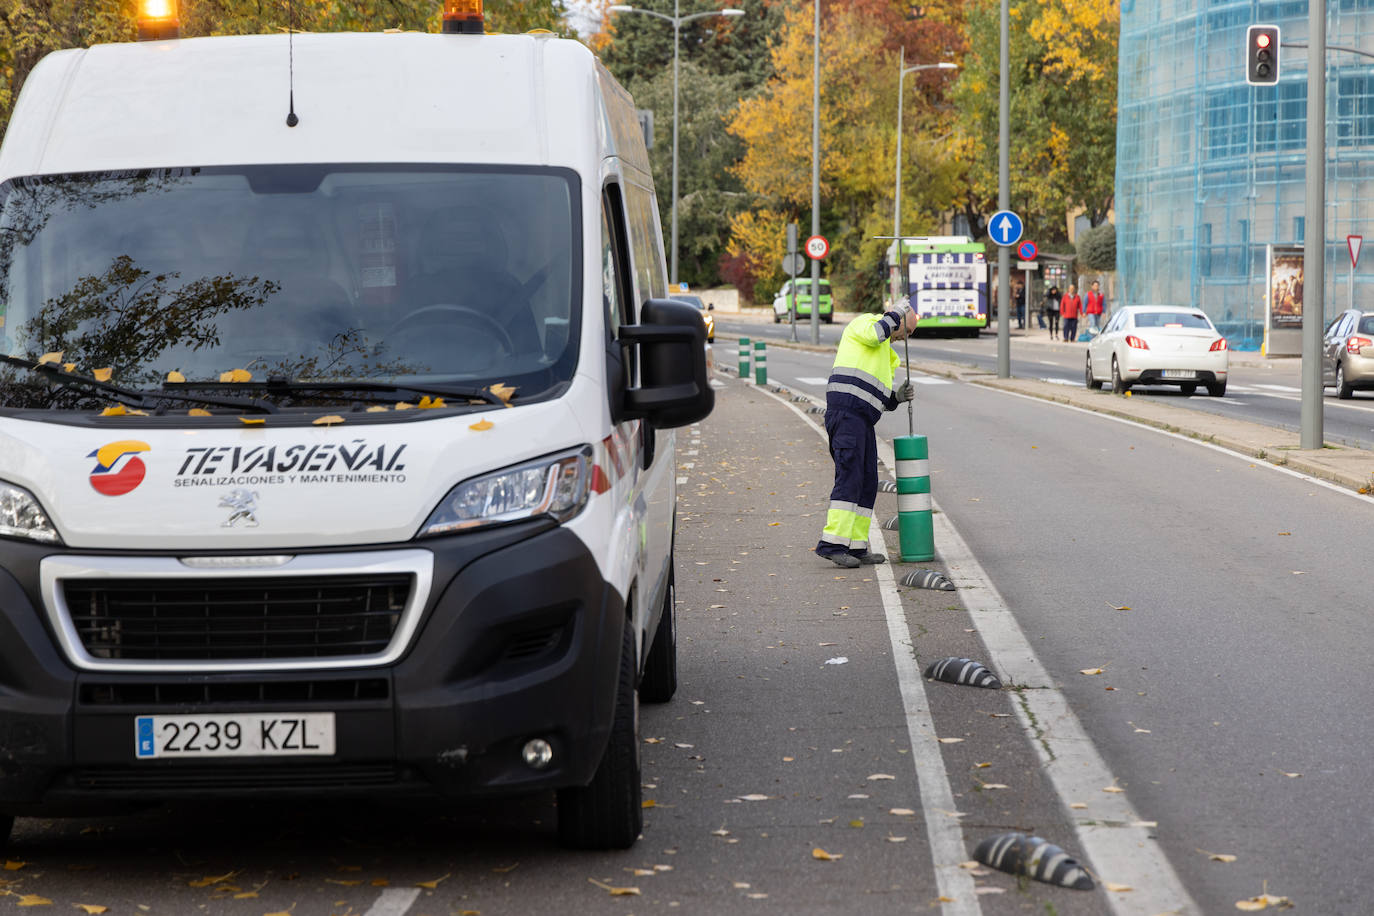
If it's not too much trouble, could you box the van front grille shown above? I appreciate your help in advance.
[64,575,410,661]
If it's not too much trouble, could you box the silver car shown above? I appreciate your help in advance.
[1321,309,1374,399]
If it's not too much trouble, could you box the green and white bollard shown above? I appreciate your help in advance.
[895,435,934,562]
[753,340,767,385]
[738,337,751,378]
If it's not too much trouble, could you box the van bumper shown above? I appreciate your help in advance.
[0,525,625,813]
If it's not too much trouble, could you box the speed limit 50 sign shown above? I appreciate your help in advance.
[805,235,829,260]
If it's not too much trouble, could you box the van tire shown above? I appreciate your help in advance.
[640,570,677,703]
[556,620,642,849]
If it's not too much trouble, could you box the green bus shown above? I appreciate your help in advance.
[886,236,988,337]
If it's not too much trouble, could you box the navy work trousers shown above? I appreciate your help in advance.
[816,407,878,558]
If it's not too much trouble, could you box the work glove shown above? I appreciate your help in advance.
[895,380,915,402]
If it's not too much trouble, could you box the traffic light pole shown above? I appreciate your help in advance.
[1300,0,1325,450]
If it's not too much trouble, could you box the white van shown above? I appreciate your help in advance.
[0,8,710,851]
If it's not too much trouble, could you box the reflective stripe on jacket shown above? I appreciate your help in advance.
[825,307,904,423]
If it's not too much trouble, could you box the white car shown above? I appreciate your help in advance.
[1084,305,1229,396]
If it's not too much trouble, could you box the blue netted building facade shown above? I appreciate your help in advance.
[1117,0,1374,349]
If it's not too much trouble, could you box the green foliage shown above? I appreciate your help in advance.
[1076,221,1115,272]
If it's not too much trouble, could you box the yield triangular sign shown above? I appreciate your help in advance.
[1350,234,1364,269]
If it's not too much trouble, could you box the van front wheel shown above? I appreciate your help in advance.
[557,620,642,849]
[640,570,677,703]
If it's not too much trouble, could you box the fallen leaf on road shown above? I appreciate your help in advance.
[1105,882,1134,892]
[14,897,51,908]
[938,737,964,744]
[188,872,238,888]
[415,873,450,889]
[974,762,992,769]
[811,848,843,861]
[889,808,915,816]
[1102,786,1125,793]
[711,828,731,837]
[974,887,1006,895]
[3,862,25,871]
[74,907,108,915]
[1282,772,1302,778]
[1107,603,1131,611]
[1080,667,1105,676]
[588,877,640,896]
[866,774,895,781]
[1199,849,1238,863]
[738,794,771,802]
[1069,802,1088,809]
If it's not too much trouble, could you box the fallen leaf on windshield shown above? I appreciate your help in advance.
[366,406,389,413]
[219,369,252,383]
[417,396,446,409]
[414,873,450,889]
[587,878,639,896]
[188,408,212,417]
[488,383,516,403]
[100,405,128,417]
[166,370,186,383]
[811,848,843,861]
[469,419,494,431]
[394,402,415,410]
[92,368,113,382]
[38,351,62,365]
[14,895,51,906]
[312,415,345,426]
[62,363,76,373]
[239,418,266,426]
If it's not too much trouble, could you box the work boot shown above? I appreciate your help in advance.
[825,553,860,569]
[857,552,887,565]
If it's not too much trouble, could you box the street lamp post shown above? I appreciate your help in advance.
[607,2,745,287]
[889,49,957,309]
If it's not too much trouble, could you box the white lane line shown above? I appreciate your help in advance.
[764,389,981,916]
[364,888,423,916]
[794,376,829,385]
[933,510,1198,916]
[914,378,953,385]
[1252,383,1301,392]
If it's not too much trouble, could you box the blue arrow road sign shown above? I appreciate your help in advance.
[990,210,1024,247]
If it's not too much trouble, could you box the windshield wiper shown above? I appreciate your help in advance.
[164,376,510,407]
[0,355,277,414]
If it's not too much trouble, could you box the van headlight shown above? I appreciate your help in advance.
[0,481,61,544]
[417,446,592,537]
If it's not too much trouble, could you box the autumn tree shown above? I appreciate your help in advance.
[726,0,962,309]
[946,0,1117,246]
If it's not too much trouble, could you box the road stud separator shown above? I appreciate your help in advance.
[737,337,750,378]
[753,340,767,385]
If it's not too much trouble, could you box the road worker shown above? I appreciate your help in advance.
[815,298,918,568]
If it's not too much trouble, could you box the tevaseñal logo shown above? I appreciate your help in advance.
[88,440,151,496]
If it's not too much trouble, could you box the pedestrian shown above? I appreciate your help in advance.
[816,298,917,568]
[1060,284,1081,342]
[1015,282,1026,329]
[1035,282,1047,329]
[1084,279,1105,334]
[1045,283,1061,337]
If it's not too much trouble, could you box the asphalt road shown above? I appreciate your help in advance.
[6,327,1368,914]
[715,313,1374,451]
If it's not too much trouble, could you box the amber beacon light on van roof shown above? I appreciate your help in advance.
[136,0,179,40]
[442,0,486,33]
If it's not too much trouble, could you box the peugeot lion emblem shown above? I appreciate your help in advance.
[219,489,260,528]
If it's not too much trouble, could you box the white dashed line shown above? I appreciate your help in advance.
[364,888,423,916]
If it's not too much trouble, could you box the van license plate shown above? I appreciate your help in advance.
[1162,369,1196,379]
[135,713,335,759]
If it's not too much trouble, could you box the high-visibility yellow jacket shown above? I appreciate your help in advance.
[824,304,908,423]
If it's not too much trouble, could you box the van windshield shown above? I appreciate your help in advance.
[0,165,579,412]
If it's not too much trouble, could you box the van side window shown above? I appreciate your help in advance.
[623,182,666,309]
[601,185,636,375]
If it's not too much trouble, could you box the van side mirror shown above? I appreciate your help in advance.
[617,298,714,428]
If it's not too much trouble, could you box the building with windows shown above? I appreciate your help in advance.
[1117,1,1374,350]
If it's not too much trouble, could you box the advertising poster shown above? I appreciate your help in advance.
[1264,245,1304,356]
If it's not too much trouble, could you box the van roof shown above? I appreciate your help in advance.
[0,32,623,179]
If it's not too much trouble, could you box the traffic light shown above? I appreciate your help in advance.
[1246,24,1280,86]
